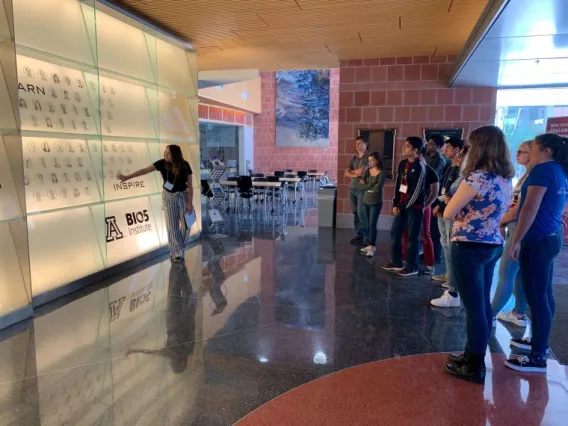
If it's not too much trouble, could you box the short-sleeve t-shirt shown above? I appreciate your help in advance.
[518,161,568,241]
[451,170,512,244]
[348,153,369,188]
[153,159,193,193]
[424,164,440,198]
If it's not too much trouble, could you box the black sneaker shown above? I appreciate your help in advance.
[505,356,547,373]
[350,236,364,244]
[510,337,532,351]
[381,262,403,271]
[397,267,419,277]
[444,359,486,384]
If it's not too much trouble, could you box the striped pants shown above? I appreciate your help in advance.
[162,190,189,258]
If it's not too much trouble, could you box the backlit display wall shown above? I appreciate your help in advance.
[0,0,199,328]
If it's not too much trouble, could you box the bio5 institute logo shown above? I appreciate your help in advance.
[105,209,153,243]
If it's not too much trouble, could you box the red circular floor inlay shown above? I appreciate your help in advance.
[236,353,568,425]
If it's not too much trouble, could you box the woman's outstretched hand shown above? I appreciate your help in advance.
[116,172,128,182]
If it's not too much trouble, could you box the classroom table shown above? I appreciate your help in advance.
[253,176,304,202]
[219,180,286,213]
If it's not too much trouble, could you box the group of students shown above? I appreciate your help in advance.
[345,126,568,383]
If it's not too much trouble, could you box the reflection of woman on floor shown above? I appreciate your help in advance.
[126,262,196,373]
[207,260,228,315]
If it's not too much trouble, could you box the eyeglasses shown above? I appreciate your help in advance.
[516,150,529,155]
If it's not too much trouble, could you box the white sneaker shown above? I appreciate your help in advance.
[430,290,461,308]
[432,274,448,282]
[498,311,528,327]
[365,246,377,257]
[441,282,450,289]
[360,245,372,253]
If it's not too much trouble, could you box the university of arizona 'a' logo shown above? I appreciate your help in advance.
[109,297,126,322]
[105,216,124,242]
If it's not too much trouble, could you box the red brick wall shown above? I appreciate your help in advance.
[336,55,497,225]
[254,70,339,179]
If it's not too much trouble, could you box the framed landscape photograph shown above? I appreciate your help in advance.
[275,69,330,148]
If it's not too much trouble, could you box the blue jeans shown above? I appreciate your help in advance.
[438,218,457,293]
[391,207,423,270]
[491,222,528,317]
[520,231,563,357]
[349,188,366,238]
[452,242,502,356]
[363,202,382,246]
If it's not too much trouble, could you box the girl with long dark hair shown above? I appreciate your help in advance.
[443,126,514,384]
[117,144,194,262]
[357,152,386,257]
[505,133,568,373]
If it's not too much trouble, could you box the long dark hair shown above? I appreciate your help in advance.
[534,133,568,176]
[165,145,186,176]
[463,126,515,178]
[368,152,383,170]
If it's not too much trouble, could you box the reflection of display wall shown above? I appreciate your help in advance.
[0,0,199,329]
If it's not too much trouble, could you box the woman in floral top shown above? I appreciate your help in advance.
[442,125,514,384]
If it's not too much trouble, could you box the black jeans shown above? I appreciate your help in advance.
[363,202,382,246]
[520,231,563,357]
[452,242,502,356]
[391,207,423,269]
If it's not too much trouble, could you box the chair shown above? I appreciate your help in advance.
[265,177,285,212]
[274,171,285,178]
[253,177,268,203]
[237,176,254,211]
[297,171,308,198]
[251,173,265,178]
[266,176,280,182]
[307,169,318,191]
[284,169,293,173]
[225,176,239,211]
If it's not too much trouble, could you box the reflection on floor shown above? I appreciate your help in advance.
[0,205,567,425]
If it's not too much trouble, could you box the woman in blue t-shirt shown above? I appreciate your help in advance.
[505,133,568,373]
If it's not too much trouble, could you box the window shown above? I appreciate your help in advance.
[496,88,568,182]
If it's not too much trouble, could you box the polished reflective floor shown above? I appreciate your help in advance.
[0,203,567,425]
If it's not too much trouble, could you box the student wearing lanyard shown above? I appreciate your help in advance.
[505,133,568,373]
[382,136,427,277]
[117,144,194,262]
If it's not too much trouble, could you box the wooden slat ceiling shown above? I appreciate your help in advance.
[110,0,488,71]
